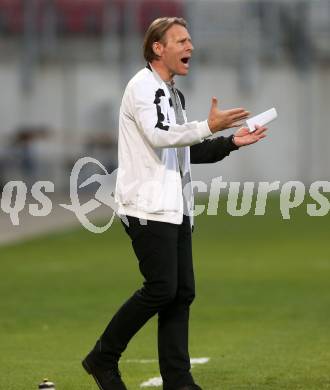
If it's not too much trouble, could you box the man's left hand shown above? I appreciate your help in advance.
[232,125,268,147]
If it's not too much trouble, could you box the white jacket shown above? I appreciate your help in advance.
[115,65,212,225]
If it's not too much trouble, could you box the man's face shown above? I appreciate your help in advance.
[154,24,194,78]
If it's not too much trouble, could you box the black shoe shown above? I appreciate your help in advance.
[82,357,128,390]
[176,385,202,390]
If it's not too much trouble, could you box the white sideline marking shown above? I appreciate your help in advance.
[125,357,210,365]
[141,377,163,387]
[190,357,210,365]
[132,357,210,388]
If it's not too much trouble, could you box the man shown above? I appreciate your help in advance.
[82,17,267,390]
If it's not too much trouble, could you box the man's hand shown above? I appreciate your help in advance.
[207,97,250,134]
[232,125,268,147]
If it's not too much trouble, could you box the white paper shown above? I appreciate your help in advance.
[246,107,278,132]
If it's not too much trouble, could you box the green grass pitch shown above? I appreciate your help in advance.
[0,197,329,389]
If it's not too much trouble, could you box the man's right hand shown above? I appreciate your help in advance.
[207,97,250,134]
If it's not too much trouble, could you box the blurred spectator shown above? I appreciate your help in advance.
[280,1,313,70]
[84,131,117,173]
[10,125,52,184]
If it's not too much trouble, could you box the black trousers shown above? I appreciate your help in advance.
[88,215,196,389]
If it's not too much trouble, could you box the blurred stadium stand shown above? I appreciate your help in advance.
[0,0,329,191]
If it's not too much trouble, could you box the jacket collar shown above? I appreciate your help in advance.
[146,63,152,72]
[146,63,175,87]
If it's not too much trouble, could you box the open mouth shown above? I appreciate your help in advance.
[181,57,190,65]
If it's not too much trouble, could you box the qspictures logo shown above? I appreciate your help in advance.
[0,157,119,234]
[0,157,329,233]
[60,157,118,233]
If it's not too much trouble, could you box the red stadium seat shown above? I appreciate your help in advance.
[0,0,23,34]
[54,0,105,35]
[0,0,107,35]
[138,0,184,33]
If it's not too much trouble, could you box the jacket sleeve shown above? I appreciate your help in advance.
[190,136,239,164]
[127,82,212,148]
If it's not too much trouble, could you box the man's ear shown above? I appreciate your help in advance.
[152,42,163,57]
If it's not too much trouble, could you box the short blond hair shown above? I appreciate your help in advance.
[143,17,187,63]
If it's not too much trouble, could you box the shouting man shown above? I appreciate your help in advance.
[82,17,267,390]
